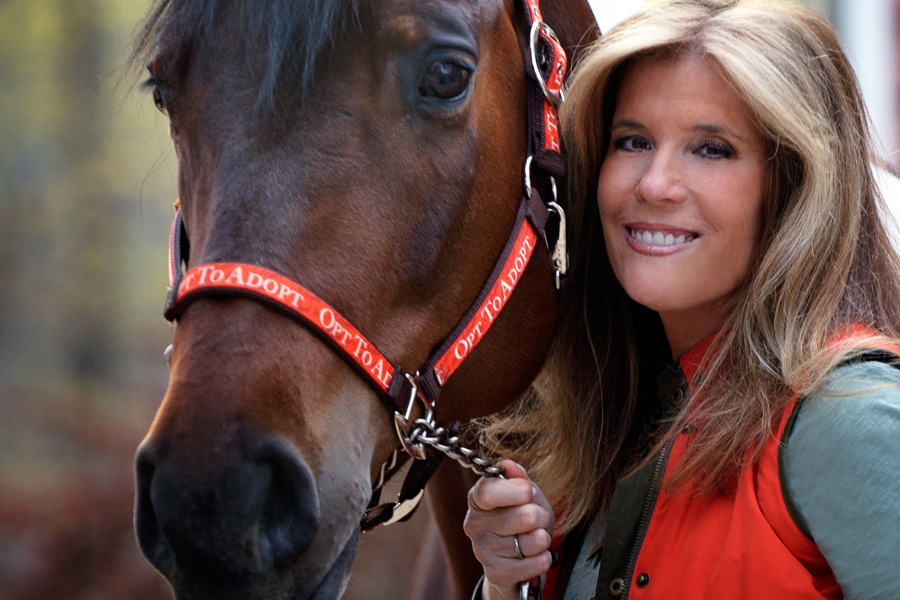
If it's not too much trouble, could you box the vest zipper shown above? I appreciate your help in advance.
[620,441,671,599]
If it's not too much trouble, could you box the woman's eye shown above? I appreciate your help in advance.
[613,135,651,152]
[418,61,473,100]
[696,141,734,159]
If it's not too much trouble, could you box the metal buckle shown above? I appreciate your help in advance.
[547,202,568,290]
[525,156,568,290]
[393,373,432,460]
[529,20,565,105]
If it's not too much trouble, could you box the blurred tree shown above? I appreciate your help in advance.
[0,1,176,597]
[2,0,113,387]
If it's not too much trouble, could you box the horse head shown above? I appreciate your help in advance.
[133,1,596,598]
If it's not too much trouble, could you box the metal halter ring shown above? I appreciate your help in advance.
[529,20,565,105]
[393,373,431,460]
[523,156,558,201]
[163,344,173,372]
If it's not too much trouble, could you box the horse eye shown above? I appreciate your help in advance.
[418,61,472,100]
[143,75,169,116]
[152,87,168,115]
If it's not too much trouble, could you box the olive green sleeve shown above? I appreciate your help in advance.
[784,361,900,600]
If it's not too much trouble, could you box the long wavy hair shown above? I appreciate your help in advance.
[479,0,900,534]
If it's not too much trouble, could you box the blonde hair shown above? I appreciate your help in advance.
[479,0,900,534]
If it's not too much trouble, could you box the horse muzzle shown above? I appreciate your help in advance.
[134,432,356,599]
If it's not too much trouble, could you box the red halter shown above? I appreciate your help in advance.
[162,0,570,551]
[166,186,554,450]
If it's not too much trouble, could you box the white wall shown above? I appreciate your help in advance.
[833,0,899,167]
[586,0,643,33]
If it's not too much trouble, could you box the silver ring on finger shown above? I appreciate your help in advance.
[513,534,525,560]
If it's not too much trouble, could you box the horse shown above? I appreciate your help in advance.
[132,1,598,599]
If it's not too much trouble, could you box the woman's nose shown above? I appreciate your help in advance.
[635,150,688,204]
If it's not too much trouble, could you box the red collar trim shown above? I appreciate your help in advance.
[827,323,900,354]
[677,324,900,388]
[677,331,722,389]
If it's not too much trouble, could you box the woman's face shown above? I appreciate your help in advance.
[597,54,768,357]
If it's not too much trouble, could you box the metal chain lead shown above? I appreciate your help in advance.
[405,418,542,599]
[406,418,504,477]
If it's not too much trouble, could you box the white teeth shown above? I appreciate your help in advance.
[631,228,693,246]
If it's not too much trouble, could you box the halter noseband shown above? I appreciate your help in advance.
[162,0,569,550]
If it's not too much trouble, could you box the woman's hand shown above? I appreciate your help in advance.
[463,460,555,600]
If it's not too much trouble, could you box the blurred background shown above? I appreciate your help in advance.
[0,1,896,599]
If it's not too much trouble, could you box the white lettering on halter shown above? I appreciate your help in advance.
[335,320,392,386]
[371,359,391,387]
[545,107,561,153]
[225,266,245,285]
[202,267,301,309]
[479,234,534,325]
[319,307,353,345]
[276,283,303,309]
[453,322,486,360]
[196,265,216,285]
[353,335,368,357]
[247,272,263,288]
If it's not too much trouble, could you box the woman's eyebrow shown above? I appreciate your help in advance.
[609,118,646,130]
[693,122,748,143]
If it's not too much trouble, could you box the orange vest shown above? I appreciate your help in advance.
[547,326,899,600]
[626,396,836,599]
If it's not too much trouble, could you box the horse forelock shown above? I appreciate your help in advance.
[134,0,361,113]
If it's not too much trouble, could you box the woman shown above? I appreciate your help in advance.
[464,1,900,599]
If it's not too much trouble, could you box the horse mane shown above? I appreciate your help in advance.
[132,0,360,111]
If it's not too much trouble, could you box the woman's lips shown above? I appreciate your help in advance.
[625,224,698,255]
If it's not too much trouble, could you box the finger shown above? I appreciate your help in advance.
[497,459,530,482]
[481,527,551,562]
[513,528,552,559]
[483,552,554,589]
[466,500,552,540]
[468,475,533,512]
[497,466,554,537]
[524,485,555,537]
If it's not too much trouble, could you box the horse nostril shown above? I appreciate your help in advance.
[134,441,177,577]
[255,437,321,568]
[132,436,320,577]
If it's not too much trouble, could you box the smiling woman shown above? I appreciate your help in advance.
[597,53,768,357]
